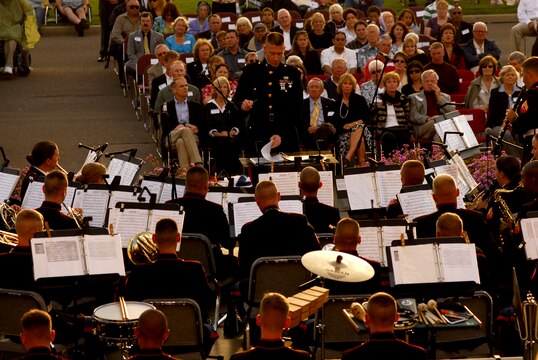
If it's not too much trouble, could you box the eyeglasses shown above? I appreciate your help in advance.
[394,59,406,63]
[482,64,494,68]
[409,69,421,74]
[451,11,462,14]
[157,52,166,57]
[129,5,140,9]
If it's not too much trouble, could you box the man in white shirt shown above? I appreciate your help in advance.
[320,31,357,75]
[270,9,299,51]
[510,0,538,53]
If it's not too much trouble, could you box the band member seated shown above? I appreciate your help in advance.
[415,174,499,290]
[230,293,311,360]
[20,310,60,360]
[166,167,237,280]
[74,162,107,185]
[238,180,320,286]
[342,292,427,359]
[326,218,382,295]
[35,170,79,230]
[18,141,60,203]
[121,218,215,354]
[0,210,43,291]
[386,160,426,218]
[129,309,177,360]
[299,167,340,234]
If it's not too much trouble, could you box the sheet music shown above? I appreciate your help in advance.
[434,120,466,152]
[140,179,164,203]
[318,171,334,206]
[0,171,19,202]
[85,234,126,276]
[223,192,254,221]
[450,155,478,193]
[390,244,440,284]
[521,218,538,260]
[72,189,110,227]
[160,183,185,204]
[108,208,150,247]
[109,190,139,209]
[453,115,479,149]
[279,199,303,214]
[232,202,261,236]
[32,236,85,279]
[148,209,184,234]
[397,190,436,220]
[22,181,77,210]
[375,170,403,207]
[258,172,299,196]
[439,243,479,283]
[358,227,383,264]
[205,191,223,205]
[345,173,376,210]
[108,158,140,186]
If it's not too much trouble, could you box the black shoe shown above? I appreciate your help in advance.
[76,22,84,36]
[97,57,106,62]
[81,18,89,29]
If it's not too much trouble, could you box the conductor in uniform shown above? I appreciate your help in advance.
[233,32,303,154]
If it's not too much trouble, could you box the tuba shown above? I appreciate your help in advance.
[0,230,18,247]
[127,231,158,265]
[0,202,18,230]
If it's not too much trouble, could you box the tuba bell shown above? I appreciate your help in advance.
[0,202,18,230]
[0,230,18,248]
[127,231,159,265]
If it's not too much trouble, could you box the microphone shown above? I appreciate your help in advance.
[378,52,393,61]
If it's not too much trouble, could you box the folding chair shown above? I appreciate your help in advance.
[241,11,262,25]
[457,69,475,83]
[131,54,157,115]
[0,288,48,355]
[243,256,312,349]
[144,298,223,360]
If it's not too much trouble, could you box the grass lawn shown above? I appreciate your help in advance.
[84,0,515,25]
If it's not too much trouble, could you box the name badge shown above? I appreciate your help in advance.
[159,83,166,90]
[134,36,142,42]
[211,109,219,114]
[328,111,334,116]
[415,96,423,102]
[238,58,245,63]
[184,40,191,44]
[462,29,470,35]
[188,91,193,96]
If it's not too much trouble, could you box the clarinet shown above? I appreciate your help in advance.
[493,86,527,155]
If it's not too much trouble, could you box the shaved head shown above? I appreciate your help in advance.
[432,174,458,206]
[299,166,321,194]
[255,180,280,211]
[334,217,360,251]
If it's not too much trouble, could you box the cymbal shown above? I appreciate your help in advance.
[301,250,375,283]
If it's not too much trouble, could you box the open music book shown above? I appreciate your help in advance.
[357,221,413,267]
[140,177,186,204]
[71,185,140,227]
[344,166,402,211]
[434,114,479,153]
[520,218,538,260]
[258,171,335,206]
[388,239,480,285]
[229,196,303,237]
[107,203,184,247]
[107,154,143,186]
[21,176,77,210]
[0,167,19,202]
[31,230,125,279]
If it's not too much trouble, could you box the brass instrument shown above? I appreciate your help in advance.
[0,202,17,230]
[127,231,158,265]
[0,229,18,247]
[493,188,516,226]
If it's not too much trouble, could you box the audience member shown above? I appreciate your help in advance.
[212,0,235,13]
[165,17,196,54]
[402,34,429,66]
[198,14,222,49]
[357,24,381,73]
[150,51,180,112]
[326,4,344,34]
[36,170,79,230]
[464,55,500,111]
[125,12,164,78]
[508,51,526,88]
[307,12,333,50]
[449,5,473,45]
[392,51,408,88]
[390,21,408,53]
[398,9,420,35]
[271,9,299,51]
[321,31,357,75]
[341,8,358,44]
[510,0,538,53]
[462,22,501,72]
[201,63,237,104]
[346,20,368,50]
[246,23,267,53]
[288,30,322,75]
[187,38,215,90]
[379,10,395,35]
[57,0,89,36]
[20,310,60,360]
[236,17,254,49]
[401,60,423,96]
[360,60,384,105]
[322,58,349,100]
[154,59,202,112]
[424,0,449,41]
[261,7,278,30]
[439,23,465,70]
[301,78,337,150]
[152,2,179,35]
[146,44,169,85]
[97,0,118,61]
[218,30,248,79]
[424,42,459,94]
[187,0,210,36]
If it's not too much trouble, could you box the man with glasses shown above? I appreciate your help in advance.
[462,22,501,72]
[425,42,459,94]
[146,44,169,85]
[109,0,141,88]
[321,31,357,75]
[449,5,472,45]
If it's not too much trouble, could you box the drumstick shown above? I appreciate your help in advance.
[428,299,447,324]
[119,297,129,321]
[463,305,482,328]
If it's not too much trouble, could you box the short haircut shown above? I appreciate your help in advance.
[366,23,380,33]
[331,57,347,69]
[432,174,457,197]
[265,31,284,46]
[172,16,189,30]
[335,217,359,250]
[508,51,526,63]
[211,76,230,98]
[333,31,347,40]
[137,309,168,341]
[382,71,400,85]
[299,166,321,192]
[439,22,456,38]
[406,60,423,77]
[378,33,392,44]
[343,8,357,20]
[310,12,326,27]
[393,51,408,62]
[21,310,52,342]
[209,13,221,21]
[401,160,425,185]
[436,212,463,237]
[522,57,538,75]
[170,75,186,89]
[236,17,253,31]
[367,5,381,15]
[259,292,289,331]
[307,77,324,89]
[421,69,439,82]
[163,50,180,62]
[404,32,418,44]
[16,209,44,239]
[154,218,178,247]
[473,21,487,32]
[261,7,274,16]
[429,41,444,51]
[478,55,498,76]
[140,11,152,21]
[328,3,342,18]
[44,170,67,196]
[522,160,538,180]
[185,166,209,190]
[355,19,368,30]
[496,156,521,182]
[255,180,278,202]
[367,292,397,326]
[499,65,519,82]
[27,141,57,167]
[368,59,383,73]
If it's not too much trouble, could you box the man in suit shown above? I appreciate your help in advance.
[166,167,237,279]
[462,22,502,72]
[299,167,340,234]
[125,12,164,80]
[198,14,222,50]
[301,78,337,150]
[270,9,298,51]
[20,310,61,360]
[342,292,427,359]
[162,76,203,171]
[238,180,320,283]
[150,51,179,113]
[146,44,168,86]
[35,170,79,230]
[409,69,455,141]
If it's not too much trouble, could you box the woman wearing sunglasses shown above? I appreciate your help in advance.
[464,55,500,111]
[401,60,424,97]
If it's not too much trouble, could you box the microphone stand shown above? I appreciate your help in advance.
[368,53,390,162]
[78,143,109,162]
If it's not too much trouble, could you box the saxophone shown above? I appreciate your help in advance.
[493,188,516,226]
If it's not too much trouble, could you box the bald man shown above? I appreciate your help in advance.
[342,292,426,359]
[0,210,43,291]
[436,212,463,237]
[415,174,498,268]
[299,167,340,234]
[238,180,320,282]
[20,310,60,360]
[326,218,382,295]
[231,293,311,360]
[386,160,426,218]
[129,309,176,360]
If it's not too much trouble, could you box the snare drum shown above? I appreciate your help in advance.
[93,301,155,341]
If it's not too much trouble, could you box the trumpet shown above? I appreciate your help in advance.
[0,229,18,247]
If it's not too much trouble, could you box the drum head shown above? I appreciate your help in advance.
[93,301,155,322]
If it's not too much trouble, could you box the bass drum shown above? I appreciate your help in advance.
[93,301,155,341]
